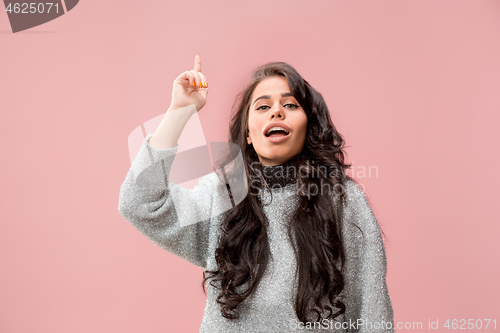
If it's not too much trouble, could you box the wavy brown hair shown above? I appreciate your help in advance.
[201,61,356,323]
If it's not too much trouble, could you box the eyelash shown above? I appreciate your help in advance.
[256,104,299,111]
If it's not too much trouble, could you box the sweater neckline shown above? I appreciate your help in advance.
[259,154,301,189]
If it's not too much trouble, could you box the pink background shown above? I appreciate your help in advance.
[1,0,499,332]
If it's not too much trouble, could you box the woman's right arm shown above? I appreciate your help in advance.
[118,55,218,268]
[148,103,198,149]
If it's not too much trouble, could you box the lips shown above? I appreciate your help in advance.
[263,122,291,137]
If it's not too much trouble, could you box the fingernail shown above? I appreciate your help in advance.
[193,81,195,87]
[199,82,203,88]
[204,82,208,87]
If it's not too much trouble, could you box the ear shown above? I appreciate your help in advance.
[247,135,252,145]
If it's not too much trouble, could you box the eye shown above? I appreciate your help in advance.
[255,104,299,111]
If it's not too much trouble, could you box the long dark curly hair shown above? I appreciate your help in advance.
[201,61,356,323]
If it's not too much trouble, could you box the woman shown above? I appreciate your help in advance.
[118,55,395,332]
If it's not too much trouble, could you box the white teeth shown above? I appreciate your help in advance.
[266,127,289,136]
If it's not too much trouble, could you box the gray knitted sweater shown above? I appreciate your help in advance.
[118,133,395,333]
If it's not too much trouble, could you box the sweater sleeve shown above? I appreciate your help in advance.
[118,133,225,269]
[340,180,395,333]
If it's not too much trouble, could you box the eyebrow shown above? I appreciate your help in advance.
[252,92,294,106]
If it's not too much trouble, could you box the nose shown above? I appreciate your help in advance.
[269,103,285,119]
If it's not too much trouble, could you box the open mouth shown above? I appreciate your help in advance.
[264,129,290,138]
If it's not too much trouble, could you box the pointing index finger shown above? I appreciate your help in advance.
[194,54,201,72]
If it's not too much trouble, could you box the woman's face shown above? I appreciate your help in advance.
[247,76,308,166]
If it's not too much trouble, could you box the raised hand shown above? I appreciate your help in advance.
[169,55,209,112]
